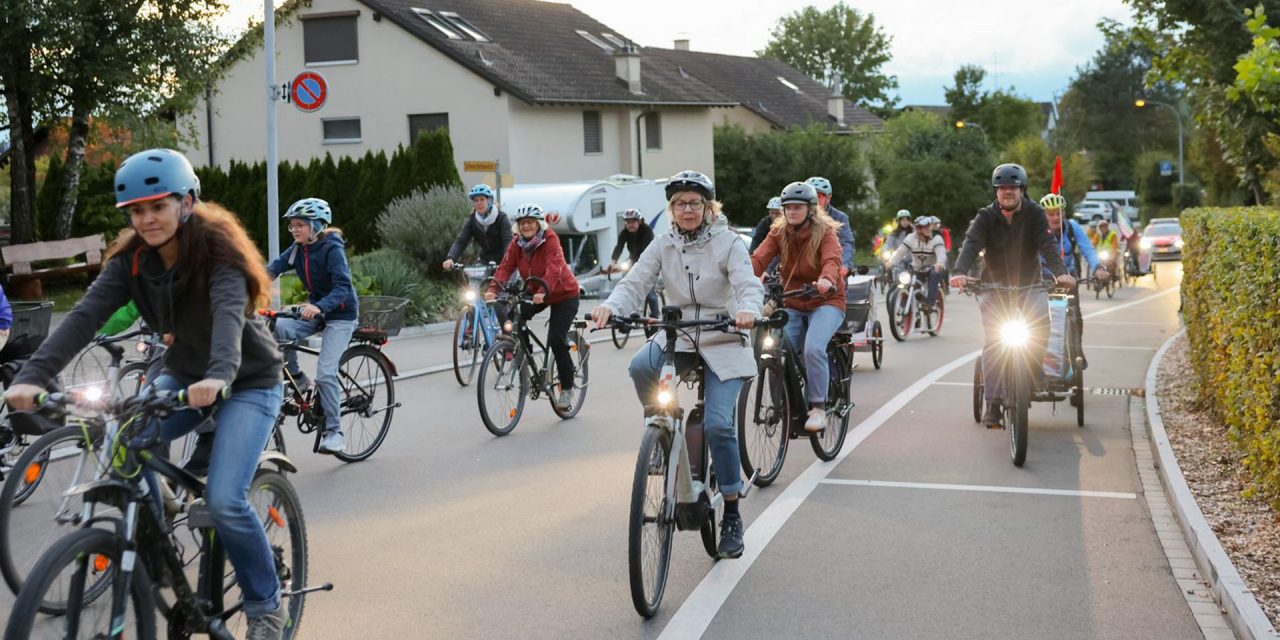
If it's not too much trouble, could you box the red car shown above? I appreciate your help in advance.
[1141,222,1183,261]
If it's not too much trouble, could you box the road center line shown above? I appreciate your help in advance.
[659,285,1179,639]
[819,478,1137,500]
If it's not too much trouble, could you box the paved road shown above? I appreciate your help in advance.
[3,263,1200,639]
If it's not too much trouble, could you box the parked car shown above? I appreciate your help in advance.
[1084,190,1140,219]
[1141,222,1183,261]
[1073,200,1113,222]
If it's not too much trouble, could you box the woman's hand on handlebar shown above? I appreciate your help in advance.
[590,306,613,330]
[188,378,228,409]
[815,277,836,295]
[4,384,45,412]
[735,311,756,330]
[950,274,970,290]
[299,303,323,320]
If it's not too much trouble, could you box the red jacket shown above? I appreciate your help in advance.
[488,228,579,304]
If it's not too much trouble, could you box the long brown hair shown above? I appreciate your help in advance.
[770,204,840,269]
[106,199,272,312]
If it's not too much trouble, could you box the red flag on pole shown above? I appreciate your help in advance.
[1051,155,1063,195]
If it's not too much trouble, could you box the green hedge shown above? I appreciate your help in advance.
[1181,207,1280,506]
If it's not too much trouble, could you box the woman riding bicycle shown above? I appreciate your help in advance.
[750,181,846,432]
[266,197,358,455]
[443,184,513,271]
[485,204,580,411]
[3,149,288,639]
[591,169,762,560]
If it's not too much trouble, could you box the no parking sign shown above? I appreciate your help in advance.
[290,71,328,113]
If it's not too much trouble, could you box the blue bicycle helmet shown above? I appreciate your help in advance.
[114,149,200,208]
[805,176,833,196]
[767,196,782,210]
[283,197,333,224]
[469,184,495,200]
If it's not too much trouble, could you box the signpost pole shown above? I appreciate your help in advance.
[495,158,502,209]
[265,0,281,308]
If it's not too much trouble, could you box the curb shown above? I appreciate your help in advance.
[1145,328,1279,639]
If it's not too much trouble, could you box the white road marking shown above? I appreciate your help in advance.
[657,286,1180,640]
[819,478,1137,500]
[1089,321,1177,326]
[1084,345,1157,351]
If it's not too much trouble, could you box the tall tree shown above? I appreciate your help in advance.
[944,65,986,122]
[944,65,1045,152]
[759,3,899,113]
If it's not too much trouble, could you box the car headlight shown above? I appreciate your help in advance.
[1098,250,1111,261]
[763,334,776,350]
[1175,238,1183,248]
[464,289,476,302]
[898,271,912,285]
[1139,238,1153,251]
[1000,319,1030,349]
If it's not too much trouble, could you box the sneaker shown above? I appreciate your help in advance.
[181,432,215,477]
[717,515,745,559]
[317,429,345,455]
[804,407,826,433]
[246,604,285,640]
[982,401,1004,429]
[555,389,573,411]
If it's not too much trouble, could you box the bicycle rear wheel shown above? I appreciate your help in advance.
[452,308,484,387]
[628,426,674,619]
[333,346,396,463]
[972,357,984,423]
[550,331,589,419]
[810,345,851,461]
[4,526,156,639]
[926,297,945,336]
[736,365,789,487]
[477,338,527,436]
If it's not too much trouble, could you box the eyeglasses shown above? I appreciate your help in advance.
[287,221,311,230]
[674,200,706,212]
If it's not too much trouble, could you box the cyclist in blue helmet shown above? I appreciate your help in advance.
[443,183,512,270]
[5,148,289,638]
[267,197,359,455]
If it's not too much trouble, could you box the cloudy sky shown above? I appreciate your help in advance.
[223,0,1134,105]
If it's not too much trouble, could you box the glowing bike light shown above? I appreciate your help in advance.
[83,386,105,402]
[898,271,912,285]
[1000,319,1031,349]
[620,260,631,272]
[1098,250,1111,261]
[503,321,514,333]
[762,334,776,349]
[657,390,673,406]
[464,289,477,302]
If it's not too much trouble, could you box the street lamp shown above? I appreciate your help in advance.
[1134,99,1184,185]
[955,120,988,143]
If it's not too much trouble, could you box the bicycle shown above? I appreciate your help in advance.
[597,309,768,618]
[0,327,181,599]
[450,263,501,386]
[602,261,666,348]
[1093,251,1117,299]
[260,296,405,462]
[2,390,326,640]
[476,277,590,436]
[737,278,854,487]
[0,301,58,484]
[886,268,945,342]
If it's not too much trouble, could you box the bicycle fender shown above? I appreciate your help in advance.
[256,450,299,474]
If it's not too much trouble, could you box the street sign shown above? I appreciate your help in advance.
[464,161,498,172]
[1159,160,1173,177]
[290,71,328,113]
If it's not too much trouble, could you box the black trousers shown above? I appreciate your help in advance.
[522,297,580,389]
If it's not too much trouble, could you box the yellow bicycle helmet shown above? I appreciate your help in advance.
[1039,193,1067,211]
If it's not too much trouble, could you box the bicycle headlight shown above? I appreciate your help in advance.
[763,334,776,350]
[82,385,104,402]
[1139,238,1153,251]
[136,340,149,353]
[619,260,631,272]
[464,289,477,302]
[503,321,514,333]
[1000,319,1031,349]
[1098,250,1111,261]
[657,390,673,406]
[898,271,912,285]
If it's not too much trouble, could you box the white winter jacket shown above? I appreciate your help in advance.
[602,214,764,380]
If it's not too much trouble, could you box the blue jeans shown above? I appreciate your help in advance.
[783,305,844,405]
[628,340,744,497]
[275,317,356,433]
[978,289,1050,404]
[150,374,284,618]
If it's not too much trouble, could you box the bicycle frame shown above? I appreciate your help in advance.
[460,271,501,352]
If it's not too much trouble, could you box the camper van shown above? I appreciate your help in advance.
[497,175,669,296]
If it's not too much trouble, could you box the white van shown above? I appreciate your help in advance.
[1084,190,1139,218]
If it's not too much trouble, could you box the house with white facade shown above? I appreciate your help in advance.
[183,0,881,187]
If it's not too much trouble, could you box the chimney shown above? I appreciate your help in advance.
[673,38,690,51]
[615,44,642,95]
[827,72,845,127]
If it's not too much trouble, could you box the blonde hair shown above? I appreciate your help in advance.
[770,204,841,270]
[666,191,723,225]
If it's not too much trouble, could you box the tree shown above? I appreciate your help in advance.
[944,65,1045,152]
[1230,5,1280,202]
[759,3,899,113]
[944,65,986,122]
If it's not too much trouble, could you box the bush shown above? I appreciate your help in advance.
[378,185,470,276]
[1181,207,1280,507]
[350,248,461,325]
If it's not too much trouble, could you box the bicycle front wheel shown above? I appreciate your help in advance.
[736,365,789,487]
[1007,355,1030,467]
[810,345,851,461]
[628,426,674,619]
[477,338,528,436]
[888,289,912,342]
[4,527,156,640]
[452,308,483,387]
[332,346,396,463]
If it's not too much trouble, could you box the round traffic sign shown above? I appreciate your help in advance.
[291,71,328,113]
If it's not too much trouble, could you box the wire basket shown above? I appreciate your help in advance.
[5,300,55,357]
[356,296,410,338]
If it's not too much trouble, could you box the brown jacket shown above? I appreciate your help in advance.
[751,223,845,312]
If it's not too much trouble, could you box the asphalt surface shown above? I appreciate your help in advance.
[1,263,1202,639]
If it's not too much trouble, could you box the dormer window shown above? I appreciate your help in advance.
[412,8,462,39]
[601,33,627,48]
[576,30,614,51]
[776,76,800,92]
[440,11,490,42]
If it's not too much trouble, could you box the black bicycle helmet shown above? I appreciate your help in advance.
[779,181,818,206]
[665,170,715,201]
[991,163,1028,190]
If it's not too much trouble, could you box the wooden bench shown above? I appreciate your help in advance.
[2,234,106,299]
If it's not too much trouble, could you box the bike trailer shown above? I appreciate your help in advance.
[1043,296,1072,382]
[843,275,876,333]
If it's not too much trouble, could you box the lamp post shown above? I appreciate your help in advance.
[955,120,988,143]
[1134,99,1184,185]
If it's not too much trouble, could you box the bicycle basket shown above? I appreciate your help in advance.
[356,296,410,338]
[4,301,55,358]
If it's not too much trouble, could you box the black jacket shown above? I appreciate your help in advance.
[611,223,655,262]
[953,197,1068,286]
[447,209,514,265]
[15,248,282,390]
[749,216,774,253]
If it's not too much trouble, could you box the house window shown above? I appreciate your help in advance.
[600,33,627,48]
[408,113,449,143]
[440,12,490,42]
[322,117,362,143]
[576,30,614,51]
[302,14,359,65]
[583,111,602,154]
[645,112,662,151]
